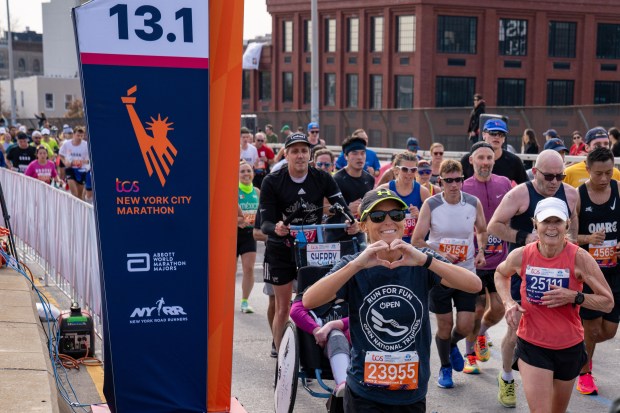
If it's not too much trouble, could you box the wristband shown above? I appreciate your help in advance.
[515,230,528,246]
[422,253,433,269]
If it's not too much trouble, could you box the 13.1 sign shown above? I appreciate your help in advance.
[110,4,193,43]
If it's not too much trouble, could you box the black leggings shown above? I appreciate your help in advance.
[344,386,426,413]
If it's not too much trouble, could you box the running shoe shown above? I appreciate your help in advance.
[437,366,454,388]
[270,341,277,358]
[463,354,480,374]
[475,334,490,362]
[497,372,516,408]
[449,345,464,372]
[576,372,598,395]
[240,301,254,314]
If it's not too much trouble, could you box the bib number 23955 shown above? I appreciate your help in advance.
[364,351,419,390]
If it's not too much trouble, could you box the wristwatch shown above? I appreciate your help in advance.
[574,291,585,306]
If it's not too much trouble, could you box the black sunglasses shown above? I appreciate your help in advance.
[309,130,320,134]
[487,131,505,137]
[441,176,464,184]
[433,152,444,156]
[537,170,566,182]
[366,209,406,223]
[418,170,432,175]
[316,161,332,168]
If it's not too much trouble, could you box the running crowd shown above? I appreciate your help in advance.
[238,119,618,412]
[0,122,91,201]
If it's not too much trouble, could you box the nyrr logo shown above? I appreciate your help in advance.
[129,297,188,324]
[122,85,178,187]
[116,178,140,193]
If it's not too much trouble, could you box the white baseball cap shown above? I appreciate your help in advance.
[534,197,568,222]
[41,128,50,135]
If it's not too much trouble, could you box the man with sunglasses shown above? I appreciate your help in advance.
[564,127,620,188]
[307,121,326,149]
[412,160,488,389]
[487,149,578,408]
[260,133,356,353]
[461,142,513,375]
[328,137,376,242]
[574,147,620,396]
[460,119,528,185]
[252,131,275,188]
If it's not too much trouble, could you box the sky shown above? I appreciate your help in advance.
[0,1,272,40]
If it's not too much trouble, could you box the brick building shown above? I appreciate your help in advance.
[243,0,620,149]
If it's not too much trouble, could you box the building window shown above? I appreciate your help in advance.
[348,18,359,52]
[436,76,475,107]
[370,75,383,109]
[283,20,293,53]
[437,16,477,54]
[324,73,336,106]
[242,70,251,100]
[597,24,620,59]
[499,19,527,56]
[259,71,271,101]
[548,21,576,58]
[394,75,413,108]
[497,78,526,106]
[45,93,54,110]
[303,72,311,104]
[371,16,384,52]
[304,20,312,52]
[325,19,336,53]
[20,91,23,108]
[546,79,574,105]
[33,59,41,73]
[396,15,416,52]
[65,94,73,110]
[0,53,5,68]
[18,58,25,72]
[594,81,620,104]
[346,74,358,108]
[282,72,293,102]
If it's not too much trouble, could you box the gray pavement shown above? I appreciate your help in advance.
[231,245,620,412]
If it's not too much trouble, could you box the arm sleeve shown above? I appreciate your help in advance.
[290,300,320,334]
[258,177,279,236]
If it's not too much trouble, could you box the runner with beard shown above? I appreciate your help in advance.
[488,149,578,408]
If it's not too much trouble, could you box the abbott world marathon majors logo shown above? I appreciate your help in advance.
[127,252,188,272]
[360,285,423,351]
[129,297,188,325]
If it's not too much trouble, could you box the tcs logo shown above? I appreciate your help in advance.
[371,354,384,362]
[116,178,140,193]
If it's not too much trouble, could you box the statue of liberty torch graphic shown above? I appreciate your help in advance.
[121,85,178,187]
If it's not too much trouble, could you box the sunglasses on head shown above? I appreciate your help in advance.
[396,165,417,173]
[441,176,464,184]
[365,209,406,223]
[537,170,566,182]
[418,169,432,175]
[487,131,505,137]
[433,152,444,156]
[316,162,332,168]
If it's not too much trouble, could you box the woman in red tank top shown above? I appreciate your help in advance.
[495,197,613,413]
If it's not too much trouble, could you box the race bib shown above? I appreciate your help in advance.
[525,265,570,305]
[364,351,419,390]
[589,240,617,268]
[306,243,341,266]
[484,234,504,255]
[439,238,468,262]
[403,213,417,238]
[290,229,317,243]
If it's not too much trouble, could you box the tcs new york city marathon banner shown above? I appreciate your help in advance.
[74,1,241,411]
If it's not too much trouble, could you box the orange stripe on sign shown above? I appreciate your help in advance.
[208,0,244,411]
